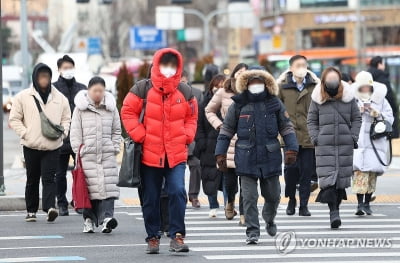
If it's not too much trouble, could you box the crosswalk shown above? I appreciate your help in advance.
[152,204,400,262]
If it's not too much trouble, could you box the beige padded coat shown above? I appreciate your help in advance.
[205,85,238,168]
[9,86,71,151]
[70,90,121,200]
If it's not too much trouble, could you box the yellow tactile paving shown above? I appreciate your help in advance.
[122,194,400,206]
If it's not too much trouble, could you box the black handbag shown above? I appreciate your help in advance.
[370,117,392,166]
[117,93,147,188]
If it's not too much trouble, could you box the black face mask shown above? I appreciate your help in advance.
[325,81,339,97]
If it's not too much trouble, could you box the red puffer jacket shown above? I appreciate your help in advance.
[121,48,198,168]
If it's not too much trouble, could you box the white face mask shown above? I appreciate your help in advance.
[293,68,307,79]
[61,69,75,80]
[248,84,265,94]
[359,92,372,102]
[160,66,177,78]
[212,87,218,93]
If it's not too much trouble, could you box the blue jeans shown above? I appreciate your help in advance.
[208,194,219,209]
[141,162,187,241]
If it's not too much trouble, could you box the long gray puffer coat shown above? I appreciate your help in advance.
[71,90,121,200]
[307,81,362,190]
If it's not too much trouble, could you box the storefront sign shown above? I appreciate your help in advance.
[315,14,383,24]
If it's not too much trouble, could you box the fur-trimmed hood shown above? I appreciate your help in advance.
[74,90,116,111]
[351,77,387,105]
[311,81,354,105]
[276,69,320,86]
[236,70,279,96]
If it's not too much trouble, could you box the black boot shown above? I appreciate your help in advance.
[286,198,296,216]
[363,203,373,215]
[299,206,311,216]
[330,210,341,229]
[355,203,365,216]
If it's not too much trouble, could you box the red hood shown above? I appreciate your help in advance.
[151,48,183,94]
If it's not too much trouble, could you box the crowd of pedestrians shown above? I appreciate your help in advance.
[9,50,397,253]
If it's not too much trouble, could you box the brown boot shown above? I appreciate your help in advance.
[225,202,237,220]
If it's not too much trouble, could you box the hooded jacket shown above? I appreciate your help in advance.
[121,48,198,168]
[368,67,399,138]
[277,69,320,148]
[307,81,362,189]
[215,70,298,178]
[352,82,394,174]
[53,76,87,154]
[205,79,238,168]
[70,90,121,200]
[9,63,71,151]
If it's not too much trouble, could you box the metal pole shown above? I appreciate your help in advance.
[0,11,4,192]
[183,9,247,56]
[355,0,362,71]
[20,0,30,90]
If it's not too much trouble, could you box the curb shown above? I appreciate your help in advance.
[0,196,31,211]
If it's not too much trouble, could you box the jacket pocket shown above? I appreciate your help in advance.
[266,142,281,152]
[266,113,279,136]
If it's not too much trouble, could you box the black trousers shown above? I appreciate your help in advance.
[23,146,60,213]
[56,152,75,208]
[284,147,315,207]
[223,168,244,215]
[188,156,201,200]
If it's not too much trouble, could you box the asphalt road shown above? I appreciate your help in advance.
[1,204,400,262]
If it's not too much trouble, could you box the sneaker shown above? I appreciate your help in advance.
[266,222,277,237]
[363,203,373,215]
[169,233,189,253]
[209,208,218,218]
[102,218,118,233]
[355,204,365,216]
[59,206,69,216]
[0,184,5,196]
[225,202,237,220]
[47,208,58,222]
[246,234,259,245]
[25,213,37,222]
[238,215,246,227]
[286,198,296,216]
[146,237,160,254]
[83,218,95,233]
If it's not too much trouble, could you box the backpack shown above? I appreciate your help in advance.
[130,79,194,101]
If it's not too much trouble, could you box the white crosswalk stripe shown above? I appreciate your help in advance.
[181,206,400,262]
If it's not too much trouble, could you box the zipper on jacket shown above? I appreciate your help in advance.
[161,94,167,167]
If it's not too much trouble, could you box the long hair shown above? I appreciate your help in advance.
[224,63,248,93]
[208,74,226,93]
[320,67,344,102]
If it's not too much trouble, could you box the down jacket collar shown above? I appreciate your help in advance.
[150,48,183,94]
[352,81,387,105]
[74,90,116,112]
[235,70,279,96]
[311,81,354,105]
[276,69,320,87]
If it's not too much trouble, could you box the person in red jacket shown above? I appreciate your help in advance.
[121,48,198,254]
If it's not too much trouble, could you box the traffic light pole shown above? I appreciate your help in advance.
[182,9,228,56]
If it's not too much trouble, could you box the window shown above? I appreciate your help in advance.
[361,0,400,6]
[300,0,348,7]
[366,26,400,46]
[302,28,345,49]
